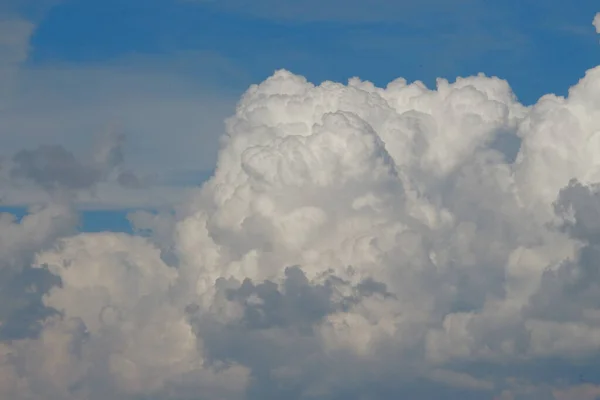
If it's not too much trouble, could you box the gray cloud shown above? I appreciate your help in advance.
[527,180,600,322]
[11,145,104,190]
[186,267,401,400]
[5,132,153,202]
[0,204,78,342]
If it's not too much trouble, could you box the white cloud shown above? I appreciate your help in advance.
[594,12,600,34]
[3,9,600,400]
[553,383,600,400]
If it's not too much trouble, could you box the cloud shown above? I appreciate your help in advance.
[0,203,77,343]
[0,2,240,209]
[0,127,184,208]
[0,54,238,182]
[10,132,125,191]
[3,10,600,400]
[0,0,65,105]
[0,12,240,208]
[553,383,600,400]
[594,12,600,34]
[0,57,238,208]
[0,16,34,108]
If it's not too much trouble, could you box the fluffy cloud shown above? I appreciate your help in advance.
[3,11,600,400]
[0,204,77,341]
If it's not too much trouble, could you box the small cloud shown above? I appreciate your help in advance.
[11,145,103,191]
[10,131,127,192]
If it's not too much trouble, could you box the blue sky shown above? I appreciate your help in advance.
[0,205,135,232]
[27,0,599,103]
[3,0,600,232]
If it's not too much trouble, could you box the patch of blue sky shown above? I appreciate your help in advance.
[0,206,135,233]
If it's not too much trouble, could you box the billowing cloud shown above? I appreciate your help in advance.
[594,12,600,34]
[3,11,600,400]
[0,204,77,341]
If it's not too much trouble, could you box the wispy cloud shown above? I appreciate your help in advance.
[0,25,240,207]
[0,2,244,208]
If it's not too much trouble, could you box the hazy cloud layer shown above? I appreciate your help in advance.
[2,10,600,400]
[0,130,175,208]
[0,12,237,207]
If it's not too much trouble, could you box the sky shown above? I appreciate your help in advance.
[2,1,600,400]
[1,0,599,215]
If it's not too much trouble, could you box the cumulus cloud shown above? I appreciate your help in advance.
[0,204,77,341]
[3,10,600,400]
[594,13,600,34]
